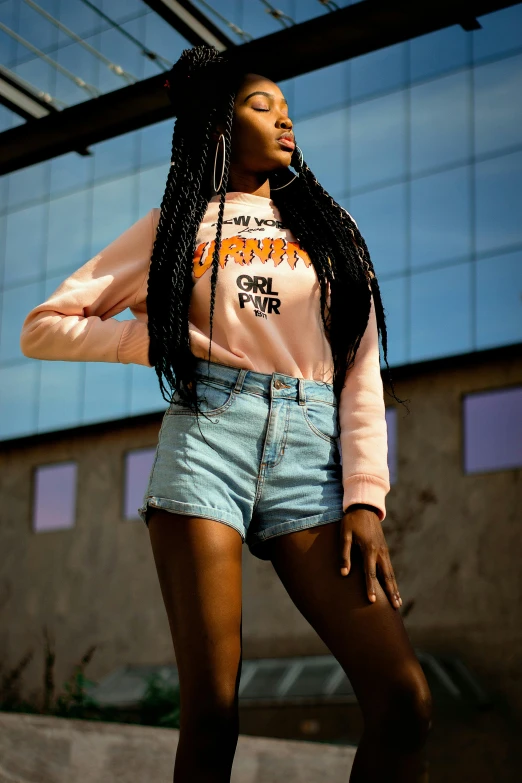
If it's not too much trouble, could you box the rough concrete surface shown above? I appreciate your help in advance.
[0,712,356,783]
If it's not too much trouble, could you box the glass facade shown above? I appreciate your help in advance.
[1,3,522,440]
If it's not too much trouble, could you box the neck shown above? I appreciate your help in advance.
[227,166,271,199]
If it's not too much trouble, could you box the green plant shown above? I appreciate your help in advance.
[138,672,181,729]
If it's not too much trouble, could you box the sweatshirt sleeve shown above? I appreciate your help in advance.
[20,209,156,367]
[338,293,390,521]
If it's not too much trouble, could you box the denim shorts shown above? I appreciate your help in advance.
[138,358,345,561]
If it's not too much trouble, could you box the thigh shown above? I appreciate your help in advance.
[148,509,244,713]
[268,520,429,719]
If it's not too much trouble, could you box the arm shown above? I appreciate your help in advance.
[20,209,157,367]
[338,292,390,522]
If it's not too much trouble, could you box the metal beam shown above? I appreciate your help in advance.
[141,0,233,51]
[0,0,520,174]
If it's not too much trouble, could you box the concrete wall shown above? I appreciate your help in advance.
[0,346,520,721]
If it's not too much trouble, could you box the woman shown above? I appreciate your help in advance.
[21,46,431,783]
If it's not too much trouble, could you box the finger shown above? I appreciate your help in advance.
[340,530,352,576]
[364,549,378,602]
[379,553,400,609]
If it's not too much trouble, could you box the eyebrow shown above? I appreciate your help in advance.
[243,90,288,106]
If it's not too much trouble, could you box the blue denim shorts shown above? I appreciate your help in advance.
[138,358,345,561]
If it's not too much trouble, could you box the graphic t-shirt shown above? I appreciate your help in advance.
[20,192,390,520]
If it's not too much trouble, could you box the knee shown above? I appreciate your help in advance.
[375,673,433,753]
[181,700,239,747]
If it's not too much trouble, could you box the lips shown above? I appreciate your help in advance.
[277,134,295,151]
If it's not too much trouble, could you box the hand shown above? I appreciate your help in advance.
[339,508,402,609]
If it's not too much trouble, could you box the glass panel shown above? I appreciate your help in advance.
[46,189,91,275]
[82,362,130,424]
[409,25,470,81]
[13,57,54,98]
[4,202,47,286]
[410,262,472,362]
[138,164,167,216]
[139,119,172,169]
[50,151,93,197]
[411,166,472,269]
[410,70,470,175]
[385,406,398,485]
[33,462,77,532]
[57,0,103,39]
[142,12,187,80]
[7,160,49,210]
[473,5,522,62]
[16,0,59,59]
[96,21,145,94]
[0,281,43,362]
[475,150,522,254]
[37,361,83,432]
[130,364,165,416]
[93,131,139,183]
[296,107,348,196]
[349,182,407,277]
[238,0,293,38]
[350,91,407,191]
[100,0,144,24]
[0,361,39,439]
[124,447,156,520]
[91,173,138,254]
[476,250,522,350]
[464,387,522,473]
[351,42,407,101]
[376,276,407,368]
[474,54,522,157]
[293,61,348,119]
[53,38,99,107]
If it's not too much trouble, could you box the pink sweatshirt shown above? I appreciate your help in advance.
[20,192,390,520]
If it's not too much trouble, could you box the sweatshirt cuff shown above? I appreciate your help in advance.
[342,474,389,522]
[117,320,152,367]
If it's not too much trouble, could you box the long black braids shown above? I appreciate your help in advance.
[146,45,409,445]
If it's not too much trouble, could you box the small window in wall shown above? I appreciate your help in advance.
[33,462,77,532]
[124,447,156,520]
[463,386,522,474]
[386,406,398,485]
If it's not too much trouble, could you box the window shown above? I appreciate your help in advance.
[33,462,77,532]
[123,447,156,520]
[463,387,522,473]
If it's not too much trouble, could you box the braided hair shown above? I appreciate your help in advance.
[146,45,409,444]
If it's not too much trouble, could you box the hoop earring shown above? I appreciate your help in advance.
[270,144,304,191]
[213,133,226,193]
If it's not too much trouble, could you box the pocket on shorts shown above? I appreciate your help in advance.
[301,398,339,442]
[166,378,235,417]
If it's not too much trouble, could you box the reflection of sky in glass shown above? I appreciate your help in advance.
[351,42,406,101]
[410,25,470,81]
[82,362,131,424]
[293,61,348,119]
[411,166,472,268]
[474,54,522,157]
[297,108,348,196]
[410,262,472,362]
[475,150,522,254]
[464,387,522,473]
[476,251,522,350]
[350,183,407,277]
[410,71,470,175]
[350,91,407,191]
[0,281,43,362]
[377,277,408,369]
[33,462,77,532]
[0,362,39,439]
[46,190,92,275]
[124,448,156,520]
[38,362,83,432]
[4,203,47,286]
[90,173,139,253]
[473,5,522,61]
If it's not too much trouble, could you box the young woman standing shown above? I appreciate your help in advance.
[21,46,432,783]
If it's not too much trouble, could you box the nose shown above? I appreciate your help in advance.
[279,116,293,131]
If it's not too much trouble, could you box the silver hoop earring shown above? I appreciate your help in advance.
[213,133,226,193]
[270,145,304,191]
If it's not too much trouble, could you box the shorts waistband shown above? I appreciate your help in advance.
[193,358,336,405]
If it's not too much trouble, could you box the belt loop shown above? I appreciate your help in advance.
[234,369,247,394]
[298,378,305,406]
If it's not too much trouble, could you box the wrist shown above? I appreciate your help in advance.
[344,503,380,516]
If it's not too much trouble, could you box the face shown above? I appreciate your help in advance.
[229,73,294,175]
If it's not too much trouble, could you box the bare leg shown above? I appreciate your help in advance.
[147,510,244,783]
[268,521,432,783]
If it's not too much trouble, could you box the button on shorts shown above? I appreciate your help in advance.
[138,358,345,561]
